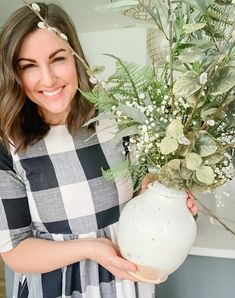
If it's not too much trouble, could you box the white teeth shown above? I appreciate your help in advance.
[43,88,62,97]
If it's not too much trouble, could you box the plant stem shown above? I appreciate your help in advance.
[195,197,235,236]
[167,0,175,111]
[199,91,233,131]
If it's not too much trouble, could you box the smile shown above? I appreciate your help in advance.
[42,87,63,97]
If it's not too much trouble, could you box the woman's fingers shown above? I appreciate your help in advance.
[108,255,136,273]
[141,173,154,190]
[186,193,198,215]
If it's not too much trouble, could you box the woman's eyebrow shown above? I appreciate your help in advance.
[17,48,66,63]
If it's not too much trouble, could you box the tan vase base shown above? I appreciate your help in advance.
[128,264,168,284]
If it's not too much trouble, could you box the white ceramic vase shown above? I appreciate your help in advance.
[117,181,197,284]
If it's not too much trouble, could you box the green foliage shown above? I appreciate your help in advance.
[83,0,235,192]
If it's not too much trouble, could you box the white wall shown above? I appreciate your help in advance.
[79,28,147,79]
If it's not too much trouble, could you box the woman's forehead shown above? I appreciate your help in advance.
[18,28,68,58]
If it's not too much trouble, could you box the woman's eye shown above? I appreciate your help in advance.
[52,57,65,63]
[21,64,36,70]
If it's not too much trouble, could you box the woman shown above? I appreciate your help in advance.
[0,2,197,297]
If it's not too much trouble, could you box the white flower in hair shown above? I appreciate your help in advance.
[48,27,57,33]
[31,3,40,12]
[89,77,98,84]
[59,33,68,41]
[37,22,46,29]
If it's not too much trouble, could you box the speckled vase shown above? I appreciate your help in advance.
[117,181,197,284]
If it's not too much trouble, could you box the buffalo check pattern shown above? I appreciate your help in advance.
[0,121,155,298]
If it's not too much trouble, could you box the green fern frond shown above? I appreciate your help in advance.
[79,88,115,112]
[101,160,130,183]
[202,2,234,40]
[129,161,148,192]
[104,54,154,99]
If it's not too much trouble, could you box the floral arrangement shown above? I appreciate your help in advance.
[84,0,235,192]
[27,0,235,193]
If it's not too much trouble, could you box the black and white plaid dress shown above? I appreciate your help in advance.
[0,120,155,298]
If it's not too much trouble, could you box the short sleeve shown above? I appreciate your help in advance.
[0,142,32,253]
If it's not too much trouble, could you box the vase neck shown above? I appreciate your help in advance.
[148,181,187,200]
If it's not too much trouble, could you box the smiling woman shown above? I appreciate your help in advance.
[0,2,155,298]
[17,28,79,125]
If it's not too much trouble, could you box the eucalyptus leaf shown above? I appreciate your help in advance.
[211,66,235,96]
[83,113,116,126]
[173,70,201,97]
[165,159,183,182]
[196,166,215,184]
[111,125,139,143]
[160,136,179,155]
[179,0,206,11]
[183,23,206,34]
[166,119,184,138]
[204,153,224,165]
[118,103,147,123]
[201,108,217,121]
[177,132,196,157]
[178,48,205,63]
[189,39,214,51]
[180,161,193,180]
[186,153,203,170]
[195,131,218,157]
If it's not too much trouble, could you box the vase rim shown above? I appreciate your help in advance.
[148,181,187,199]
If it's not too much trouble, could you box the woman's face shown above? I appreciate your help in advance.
[17,28,78,124]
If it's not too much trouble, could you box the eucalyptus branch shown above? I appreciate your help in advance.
[224,142,235,149]
[199,92,234,131]
[184,85,205,132]
[205,19,235,78]
[205,15,219,51]
[139,2,169,41]
[195,197,235,236]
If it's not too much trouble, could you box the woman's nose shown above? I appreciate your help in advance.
[40,66,56,88]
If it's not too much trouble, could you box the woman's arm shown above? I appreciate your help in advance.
[1,237,137,280]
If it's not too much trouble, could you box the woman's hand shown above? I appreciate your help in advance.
[141,173,198,216]
[89,238,139,281]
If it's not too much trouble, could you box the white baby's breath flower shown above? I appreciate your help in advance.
[199,72,208,85]
[139,93,145,99]
[177,135,190,145]
[59,33,68,41]
[206,119,215,126]
[89,77,98,84]
[32,3,40,12]
[142,125,148,133]
[116,110,122,116]
[37,22,46,29]
[48,27,57,33]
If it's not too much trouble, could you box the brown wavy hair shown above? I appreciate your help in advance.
[0,2,95,152]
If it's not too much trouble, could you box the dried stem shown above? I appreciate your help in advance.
[195,197,235,236]
[167,0,175,111]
